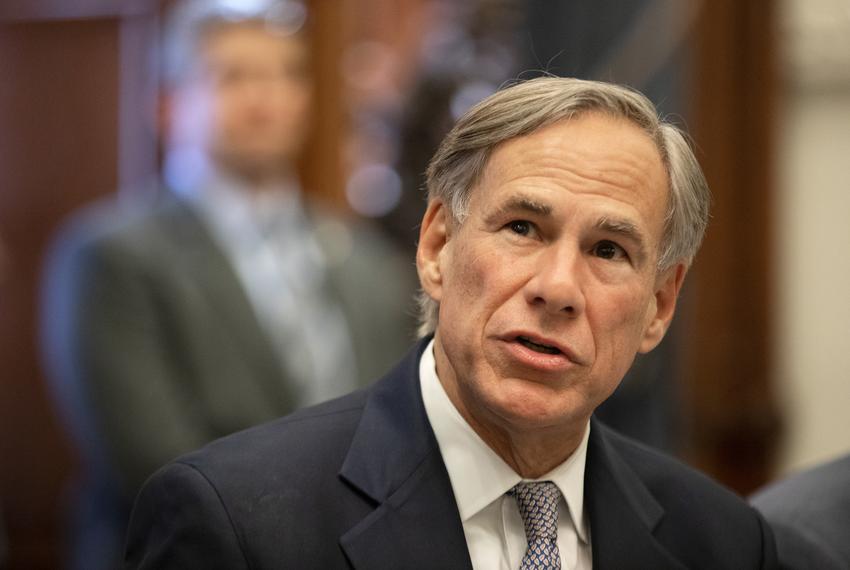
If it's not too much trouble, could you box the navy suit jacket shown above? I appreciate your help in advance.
[126,339,778,569]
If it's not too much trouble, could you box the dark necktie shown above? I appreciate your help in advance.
[509,481,562,570]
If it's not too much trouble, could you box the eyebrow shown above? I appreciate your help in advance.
[596,216,649,261]
[484,196,552,225]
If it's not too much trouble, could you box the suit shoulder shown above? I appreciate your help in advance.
[130,387,380,567]
[750,454,850,570]
[177,389,370,485]
[309,207,410,271]
[751,453,850,519]
[126,460,250,568]
[598,423,775,566]
[49,194,190,262]
[603,424,741,503]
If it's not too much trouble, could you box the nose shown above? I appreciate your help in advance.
[523,244,586,317]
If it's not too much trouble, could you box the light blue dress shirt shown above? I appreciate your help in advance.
[175,169,358,405]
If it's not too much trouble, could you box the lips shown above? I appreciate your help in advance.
[517,336,561,355]
[499,331,581,371]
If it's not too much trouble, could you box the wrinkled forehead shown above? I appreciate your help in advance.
[472,112,669,200]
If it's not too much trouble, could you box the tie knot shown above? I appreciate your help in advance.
[509,481,562,541]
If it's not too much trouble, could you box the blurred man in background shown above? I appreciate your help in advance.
[751,453,850,570]
[41,1,413,568]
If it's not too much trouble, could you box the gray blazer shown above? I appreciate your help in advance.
[41,194,415,568]
[751,454,850,570]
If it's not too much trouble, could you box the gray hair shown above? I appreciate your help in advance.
[160,0,308,87]
[417,76,711,337]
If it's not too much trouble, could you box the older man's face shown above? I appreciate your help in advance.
[418,112,685,439]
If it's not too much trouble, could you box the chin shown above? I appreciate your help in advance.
[487,382,590,431]
[495,407,585,435]
[226,155,287,180]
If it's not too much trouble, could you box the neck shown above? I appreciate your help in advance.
[216,158,296,193]
[497,426,586,479]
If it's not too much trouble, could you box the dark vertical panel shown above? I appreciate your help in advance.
[685,0,781,494]
[0,18,120,568]
[299,0,347,209]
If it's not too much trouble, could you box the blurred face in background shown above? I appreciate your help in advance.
[171,22,312,185]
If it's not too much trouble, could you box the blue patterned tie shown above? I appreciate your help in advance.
[509,481,562,570]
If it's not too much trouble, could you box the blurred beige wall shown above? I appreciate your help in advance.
[775,0,850,473]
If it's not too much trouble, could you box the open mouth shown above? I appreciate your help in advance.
[516,336,561,355]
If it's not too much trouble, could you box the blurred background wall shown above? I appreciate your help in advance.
[0,0,848,567]
[774,0,850,473]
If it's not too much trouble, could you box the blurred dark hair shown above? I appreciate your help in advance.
[160,0,308,87]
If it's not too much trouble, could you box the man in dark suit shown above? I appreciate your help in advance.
[751,453,850,570]
[41,2,413,569]
[126,77,777,569]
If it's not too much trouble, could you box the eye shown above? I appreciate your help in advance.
[593,240,627,261]
[506,220,532,236]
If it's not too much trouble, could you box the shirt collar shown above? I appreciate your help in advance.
[420,338,590,543]
[175,166,306,244]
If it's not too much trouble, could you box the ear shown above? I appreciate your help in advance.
[638,262,687,353]
[416,200,451,303]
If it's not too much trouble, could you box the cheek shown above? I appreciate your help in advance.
[210,94,241,134]
[439,241,517,339]
[439,248,484,329]
[591,287,654,358]
[265,83,309,125]
[281,86,311,118]
[446,242,521,313]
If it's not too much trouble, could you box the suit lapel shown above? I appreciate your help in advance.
[156,199,293,408]
[336,345,695,569]
[585,419,687,570]
[339,339,472,570]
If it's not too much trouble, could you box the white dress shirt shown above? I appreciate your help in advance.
[420,339,593,569]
